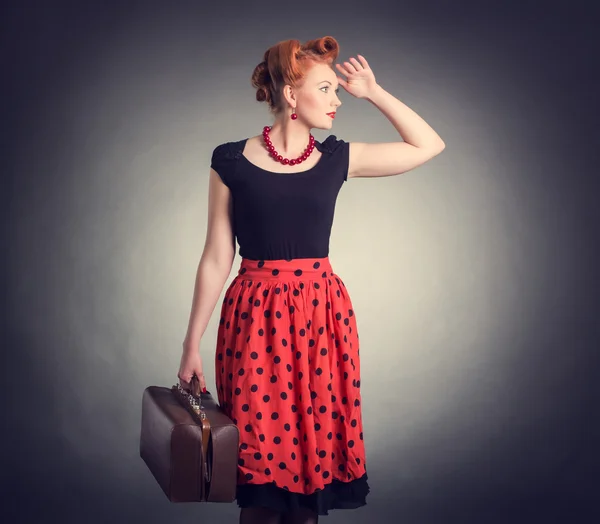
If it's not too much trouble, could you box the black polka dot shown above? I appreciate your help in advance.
[274,436,281,444]
[294,269,303,276]
[272,269,279,276]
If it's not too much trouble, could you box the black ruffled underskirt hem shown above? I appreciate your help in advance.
[235,472,370,516]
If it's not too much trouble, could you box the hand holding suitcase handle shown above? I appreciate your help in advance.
[178,342,208,393]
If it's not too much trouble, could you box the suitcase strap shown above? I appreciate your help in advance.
[172,382,213,499]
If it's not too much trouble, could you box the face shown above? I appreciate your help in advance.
[284,62,342,129]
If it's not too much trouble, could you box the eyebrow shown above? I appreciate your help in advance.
[319,80,339,87]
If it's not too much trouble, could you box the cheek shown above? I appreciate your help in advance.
[302,95,322,110]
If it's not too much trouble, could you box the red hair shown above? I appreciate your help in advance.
[251,36,340,115]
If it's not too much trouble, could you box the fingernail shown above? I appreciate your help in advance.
[202,387,207,393]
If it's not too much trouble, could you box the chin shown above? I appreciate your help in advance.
[313,120,333,130]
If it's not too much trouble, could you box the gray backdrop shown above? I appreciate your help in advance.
[3,1,598,523]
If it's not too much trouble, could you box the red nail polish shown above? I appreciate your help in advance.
[202,387,207,393]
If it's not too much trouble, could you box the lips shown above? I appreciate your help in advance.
[327,112,336,118]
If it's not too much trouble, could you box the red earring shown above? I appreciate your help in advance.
[291,107,297,120]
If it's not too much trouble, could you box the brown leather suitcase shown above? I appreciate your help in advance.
[140,375,239,502]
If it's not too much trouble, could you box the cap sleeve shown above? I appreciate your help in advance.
[319,135,350,182]
[210,143,232,187]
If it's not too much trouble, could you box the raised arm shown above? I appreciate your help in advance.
[336,56,445,179]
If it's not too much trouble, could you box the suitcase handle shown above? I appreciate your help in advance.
[173,379,207,419]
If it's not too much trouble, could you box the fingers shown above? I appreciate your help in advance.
[199,375,207,394]
[178,373,191,388]
[348,57,363,70]
[336,55,368,77]
[356,54,369,68]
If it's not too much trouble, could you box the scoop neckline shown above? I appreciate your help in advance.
[239,138,326,175]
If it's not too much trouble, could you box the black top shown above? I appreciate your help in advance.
[210,135,350,261]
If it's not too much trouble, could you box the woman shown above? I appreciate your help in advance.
[178,36,445,524]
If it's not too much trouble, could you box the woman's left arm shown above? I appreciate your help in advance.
[336,56,445,179]
[349,85,446,179]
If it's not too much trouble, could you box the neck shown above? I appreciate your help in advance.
[267,118,312,156]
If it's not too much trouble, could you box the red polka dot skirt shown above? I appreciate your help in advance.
[214,257,369,515]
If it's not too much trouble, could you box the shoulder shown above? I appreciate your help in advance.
[316,134,348,154]
[210,138,247,187]
[211,139,246,162]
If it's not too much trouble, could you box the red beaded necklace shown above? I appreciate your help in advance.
[262,126,315,166]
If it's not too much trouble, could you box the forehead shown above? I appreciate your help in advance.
[305,62,337,83]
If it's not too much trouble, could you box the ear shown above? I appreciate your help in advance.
[282,84,297,108]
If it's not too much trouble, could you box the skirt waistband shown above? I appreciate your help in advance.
[236,257,333,280]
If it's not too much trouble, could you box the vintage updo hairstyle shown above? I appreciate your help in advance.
[251,36,340,115]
